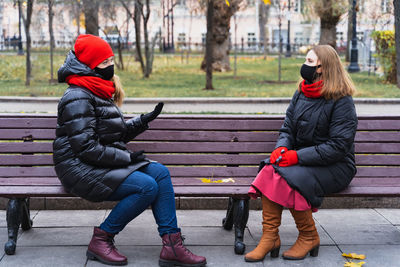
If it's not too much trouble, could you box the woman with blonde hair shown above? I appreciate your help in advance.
[245,45,358,262]
[54,34,206,266]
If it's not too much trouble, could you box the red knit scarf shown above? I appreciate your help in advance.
[66,75,115,99]
[301,80,323,98]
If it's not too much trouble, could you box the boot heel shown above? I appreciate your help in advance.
[270,246,280,258]
[310,245,319,257]
[159,259,174,267]
[86,250,97,261]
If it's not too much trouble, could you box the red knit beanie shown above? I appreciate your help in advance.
[74,34,114,69]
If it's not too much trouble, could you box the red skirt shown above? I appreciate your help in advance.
[248,165,318,212]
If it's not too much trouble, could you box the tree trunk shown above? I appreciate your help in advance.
[345,0,352,61]
[205,0,214,90]
[320,18,338,49]
[259,2,270,59]
[201,0,241,72]
[316,0,345,50]
[75,0,81,37]
[0,2,3,49]
[394,0,400,88]
[22,0,34,86]
[117,32,124,70]
[143,0,151,78]
[134,1,145,75]
[48,0,55,83]
[82,0,99,36]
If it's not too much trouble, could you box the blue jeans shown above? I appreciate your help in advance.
[99,162,180,236]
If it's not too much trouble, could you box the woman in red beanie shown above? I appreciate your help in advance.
[244,45,358,263]
[54,34,206,267]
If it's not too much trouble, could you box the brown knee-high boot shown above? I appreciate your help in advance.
[244,196,282,262]
[282,209,320,260]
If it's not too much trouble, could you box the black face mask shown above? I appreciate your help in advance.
[300,64,321,84]
[94,65,114,80]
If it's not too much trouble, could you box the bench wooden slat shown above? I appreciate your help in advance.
[1,154,400,167]
[0,166,399,178]
[1,129,400,144]
[3,117,400,130]
[330,186,400,197]
[0,129,280,141]
[2,142,400,154]
[2,184,400,198]
[2,177,400,188]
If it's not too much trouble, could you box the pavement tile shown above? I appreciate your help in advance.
[322,224,400,245]
[248,224,334,246]
[313,209,389,225]
[17,227,92,246]
[0,246,87,267]
[175,210,227,227]
[32,210,107,227]
[339,244,400,267]
[265,245,345,267]
[117,225,256,246]
[87,245,262,267]
[375,209,400,225]
[0,211,5,228]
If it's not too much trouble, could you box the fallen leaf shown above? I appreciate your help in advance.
[199,178,235,184]
[225,0,230,6]
[342,253,366,260]
[344,261,366,267]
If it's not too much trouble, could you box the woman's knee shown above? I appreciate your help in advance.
[149,162,171,180]
[142,177,159,197]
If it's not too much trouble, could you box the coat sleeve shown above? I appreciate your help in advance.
[61,91,131,167]
[296,96,358,166]
[122,115,149,143]
[275,91,299,150]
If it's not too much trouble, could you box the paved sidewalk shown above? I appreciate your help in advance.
[1,209,400,267]
[1,97,400,115]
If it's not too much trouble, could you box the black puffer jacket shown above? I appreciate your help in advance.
[53,51,150,202]
[270,90,358,207]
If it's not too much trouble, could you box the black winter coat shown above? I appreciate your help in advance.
[53,51,150,202]
[271,90,358,207]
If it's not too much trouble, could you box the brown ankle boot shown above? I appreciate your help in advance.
[86,227,127,266]
[244,196,282,262]
[159,232,206,267]
[282,209,320,260]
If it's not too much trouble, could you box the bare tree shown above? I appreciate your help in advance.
[345,0,352,61]
[102,1,130,70]
[120,0,158,78]
[20,0,34,86]
[395,0,400,88]
[200,0,244,72]
[48,0,56,83]
[82,0,99,35]
[313,0,348,49]
[204,0,214,89]
[258,1,271,59]
[74,0,81,37]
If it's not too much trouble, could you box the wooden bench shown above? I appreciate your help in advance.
[1,114,399,256]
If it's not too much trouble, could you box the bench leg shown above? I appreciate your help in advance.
[21,198,33,231]
[4,198,32,255]
[222,197,234,230]
[232,197,249,255]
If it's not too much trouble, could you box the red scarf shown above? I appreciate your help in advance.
[66,75,115,99]
[301,80,323,98]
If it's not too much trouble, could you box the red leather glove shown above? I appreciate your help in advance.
[278,150,298,167]
[270,147,288,164]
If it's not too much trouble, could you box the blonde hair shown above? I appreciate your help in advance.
[298,45,356,100]
[112,74,125,107]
